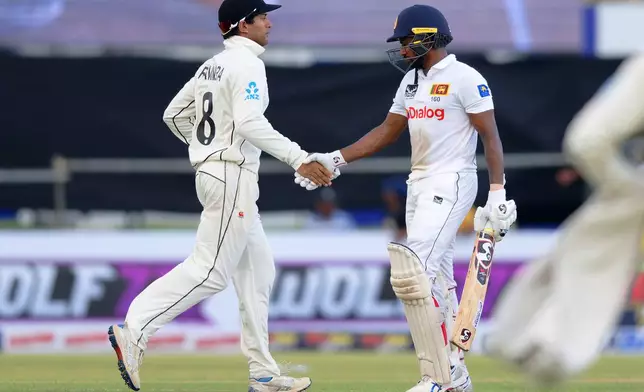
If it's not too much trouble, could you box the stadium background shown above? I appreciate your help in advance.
[1,0,644,377]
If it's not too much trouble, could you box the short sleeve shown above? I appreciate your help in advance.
[459,69,494,114]
[389,81,407,117]
[390,72,417,117]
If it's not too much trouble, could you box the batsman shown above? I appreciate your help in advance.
[295,5,518,391]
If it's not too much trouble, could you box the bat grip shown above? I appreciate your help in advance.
[482,220,495,236]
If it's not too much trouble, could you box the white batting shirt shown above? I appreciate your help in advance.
[163,36,308,174]
[389,54,494,182]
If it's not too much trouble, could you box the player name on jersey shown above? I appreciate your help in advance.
[198,64,225,81]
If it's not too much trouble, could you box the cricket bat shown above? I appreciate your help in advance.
[450,226,496,351]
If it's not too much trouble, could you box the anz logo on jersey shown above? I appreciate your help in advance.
[244,81,260,101]
[407,106,445,121]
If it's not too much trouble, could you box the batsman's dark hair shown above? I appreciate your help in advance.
[223,13,258,40]
[433,33,453,49]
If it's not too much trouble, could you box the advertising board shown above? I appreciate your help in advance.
[0,229,560,353]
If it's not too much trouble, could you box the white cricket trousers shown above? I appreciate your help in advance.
[405,172,477,284]
[124,161,280,378]
[405,172,478,325]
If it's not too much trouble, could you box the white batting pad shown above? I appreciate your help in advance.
[388,243,451,384]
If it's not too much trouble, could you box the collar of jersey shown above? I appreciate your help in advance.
[433,54,456,69]
[224,36,266,57]
[418,54,456,79]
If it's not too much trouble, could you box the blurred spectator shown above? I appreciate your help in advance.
[555,167,582,188]
[304,188,356,230]
[457,207,476,235]
[555,135,643,200]
[381,176,407,241]
[552,165,592,223]
[381,175,476,239]
[629,269,644,326]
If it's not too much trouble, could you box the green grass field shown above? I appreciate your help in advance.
[0,353,643,392]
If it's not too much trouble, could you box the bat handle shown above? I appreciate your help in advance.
[482,219,495,235]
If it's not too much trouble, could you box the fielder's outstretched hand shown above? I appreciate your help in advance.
[296,161,333,187]
[294,168,341,191]
[294,151,345,191]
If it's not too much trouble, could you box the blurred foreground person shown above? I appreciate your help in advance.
[485,55,644,387]
[107,0,329,390]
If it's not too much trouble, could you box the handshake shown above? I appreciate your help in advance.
[293,150,346,191]
[294,150,519,242]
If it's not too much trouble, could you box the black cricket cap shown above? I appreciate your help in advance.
[218,0,281,36]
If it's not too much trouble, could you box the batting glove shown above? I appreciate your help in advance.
[294,168,341,191]
[474,189,518,242]
[294,150,345,191]
[304,150,347,172]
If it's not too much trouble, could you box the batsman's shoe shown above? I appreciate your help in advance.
[108,324,144,391]
[249,376,312,392]
[444,365,473,392]
[406,375,443,392]
[406,366,472,392]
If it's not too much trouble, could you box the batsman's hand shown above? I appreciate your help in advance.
[296,161,333,187]
[474,189,518,242]
[304,150,347,172]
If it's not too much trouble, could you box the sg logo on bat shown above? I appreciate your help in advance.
[475,232,495,285]
[459,328,472,343]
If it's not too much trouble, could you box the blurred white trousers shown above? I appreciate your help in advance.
[485,184,644,383]
[124,161,280,378]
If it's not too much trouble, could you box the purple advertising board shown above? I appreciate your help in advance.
[0,259,523,332]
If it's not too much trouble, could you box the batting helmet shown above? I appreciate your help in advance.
[386,5,453,74]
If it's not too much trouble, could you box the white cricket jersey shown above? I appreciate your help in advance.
[162,36,308,174]
[389,54,494,182]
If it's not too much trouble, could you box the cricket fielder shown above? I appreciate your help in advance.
[484,55,644,387]
[295,5,517,391]
[106,0,332,390]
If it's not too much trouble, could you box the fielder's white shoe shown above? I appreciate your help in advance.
[108,324,144,391]
[248,376,312,392]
